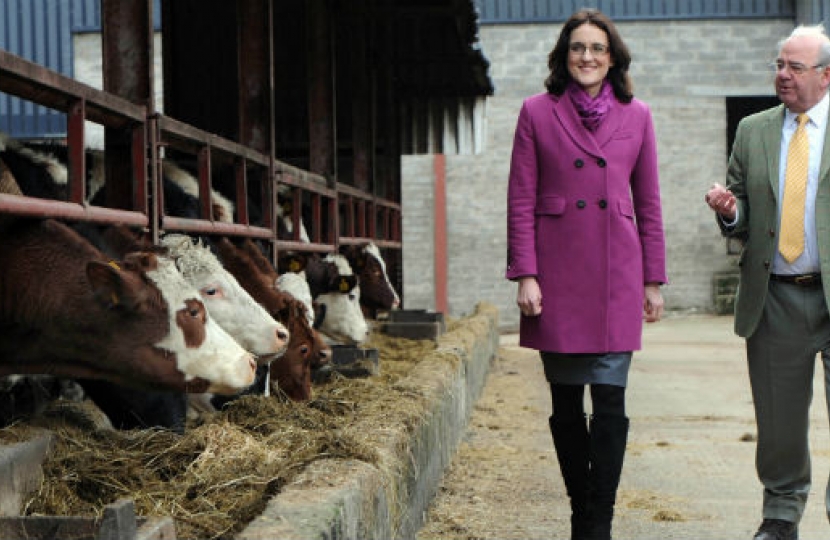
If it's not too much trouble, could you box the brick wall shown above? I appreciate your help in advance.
[402,19,794,330]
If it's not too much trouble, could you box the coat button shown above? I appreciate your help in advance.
[597,158,607,167]
[769,229,775,237]
[577,200,586,209]
[598,199,608,209]
[575,159,584,168]
[764,261,770,269]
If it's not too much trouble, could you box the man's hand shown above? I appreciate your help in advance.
[705,183,737,221]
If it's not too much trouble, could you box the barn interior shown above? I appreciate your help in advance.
[0,0,494,300]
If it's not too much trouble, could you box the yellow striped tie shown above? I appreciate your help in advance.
[779,113,810,263]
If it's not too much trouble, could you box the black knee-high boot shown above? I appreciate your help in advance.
[588,414,629,540]
[549,414,591,539]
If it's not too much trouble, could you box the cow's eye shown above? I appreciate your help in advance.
[203,288,218,296]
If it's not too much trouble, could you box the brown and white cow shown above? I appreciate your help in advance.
[0,218,256,395]
[162,160,235,223]
[340,242,401,318]
[214,237,330,401]
[280,252,369,345]
[161,234,289,363]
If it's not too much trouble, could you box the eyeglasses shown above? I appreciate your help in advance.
[569,42,610,56]
[769,60,827,75]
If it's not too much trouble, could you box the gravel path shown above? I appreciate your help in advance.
[417,314,830,540]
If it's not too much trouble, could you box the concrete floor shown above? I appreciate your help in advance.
[419,314,830,540]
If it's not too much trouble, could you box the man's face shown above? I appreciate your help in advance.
[775,35,830,113]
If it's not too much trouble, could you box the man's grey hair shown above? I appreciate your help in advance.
[779,24,830,66]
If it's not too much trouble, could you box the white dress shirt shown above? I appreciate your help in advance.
[771,93,828,274]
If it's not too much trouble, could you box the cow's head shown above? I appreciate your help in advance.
[270,299,331,401]
[161,235,289,363]
[340,243,400,316]
[88,252,257,395]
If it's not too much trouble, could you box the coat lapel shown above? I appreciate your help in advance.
[762,105,785,200]
[550,92,624,156]
[550,94,602,157]
[820,106,830,186]
[594,100,623,149]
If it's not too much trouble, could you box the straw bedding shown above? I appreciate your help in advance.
[0,327,455,539]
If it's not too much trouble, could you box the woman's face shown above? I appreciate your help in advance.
[567,23,613,97]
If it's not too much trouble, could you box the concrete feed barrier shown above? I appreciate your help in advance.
[239,302,499,540]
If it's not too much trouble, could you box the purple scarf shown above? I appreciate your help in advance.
[567,80,614,132]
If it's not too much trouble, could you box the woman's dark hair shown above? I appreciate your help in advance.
[544,9,633,103]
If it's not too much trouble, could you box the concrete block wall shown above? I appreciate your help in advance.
[403,18,794,330]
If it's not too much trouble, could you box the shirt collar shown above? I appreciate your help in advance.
[786,92,829,129]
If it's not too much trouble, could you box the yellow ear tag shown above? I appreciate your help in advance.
[289,259,301,272]
[107,261,121,305]
[339,278,350,293]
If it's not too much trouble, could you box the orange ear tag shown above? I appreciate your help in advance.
[289,259,301,272]
[339,278,350,292]
[107,261,121,305]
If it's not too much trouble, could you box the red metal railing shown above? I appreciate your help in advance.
[0,48,403,257]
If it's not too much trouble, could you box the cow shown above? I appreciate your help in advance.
[0,133,71,200]
[276,186,310,242]
[340,242,401,318]
[279,252,369,345]
[162,160,235,223]
[0,218,257,396]
[213,237,331,401]
[160,234,289,362]
[276,271,315,326]
[235,238,317,327]
[0,133,234,226]
[66,227,290,431]
[239,237,279,281]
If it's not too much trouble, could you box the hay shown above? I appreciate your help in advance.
[0,324,456,540]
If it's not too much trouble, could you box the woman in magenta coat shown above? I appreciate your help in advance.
[505,9,667,540]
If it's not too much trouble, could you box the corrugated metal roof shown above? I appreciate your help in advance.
[70,0,161,32]
[475,0,795,23]
[0,0,72,137]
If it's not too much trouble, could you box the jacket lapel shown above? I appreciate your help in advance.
[550,94,602,157]
[762,105,785,200]
[820,107,830,186]
[594,100,623,149]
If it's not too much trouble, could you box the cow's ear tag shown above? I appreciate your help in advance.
[339,278,350,292]
[108,261,121,271]
[289,259,301,272]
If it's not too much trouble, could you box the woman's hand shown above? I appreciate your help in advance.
[517,276,542,316]
[643,283,664,323]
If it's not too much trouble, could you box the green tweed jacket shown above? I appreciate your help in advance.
[720,103,830,337]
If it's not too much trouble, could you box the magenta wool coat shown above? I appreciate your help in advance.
[505,91,667,353]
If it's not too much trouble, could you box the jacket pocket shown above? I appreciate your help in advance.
[611,131,634,140]
[618,199,635,219]
[535,195,567,216]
